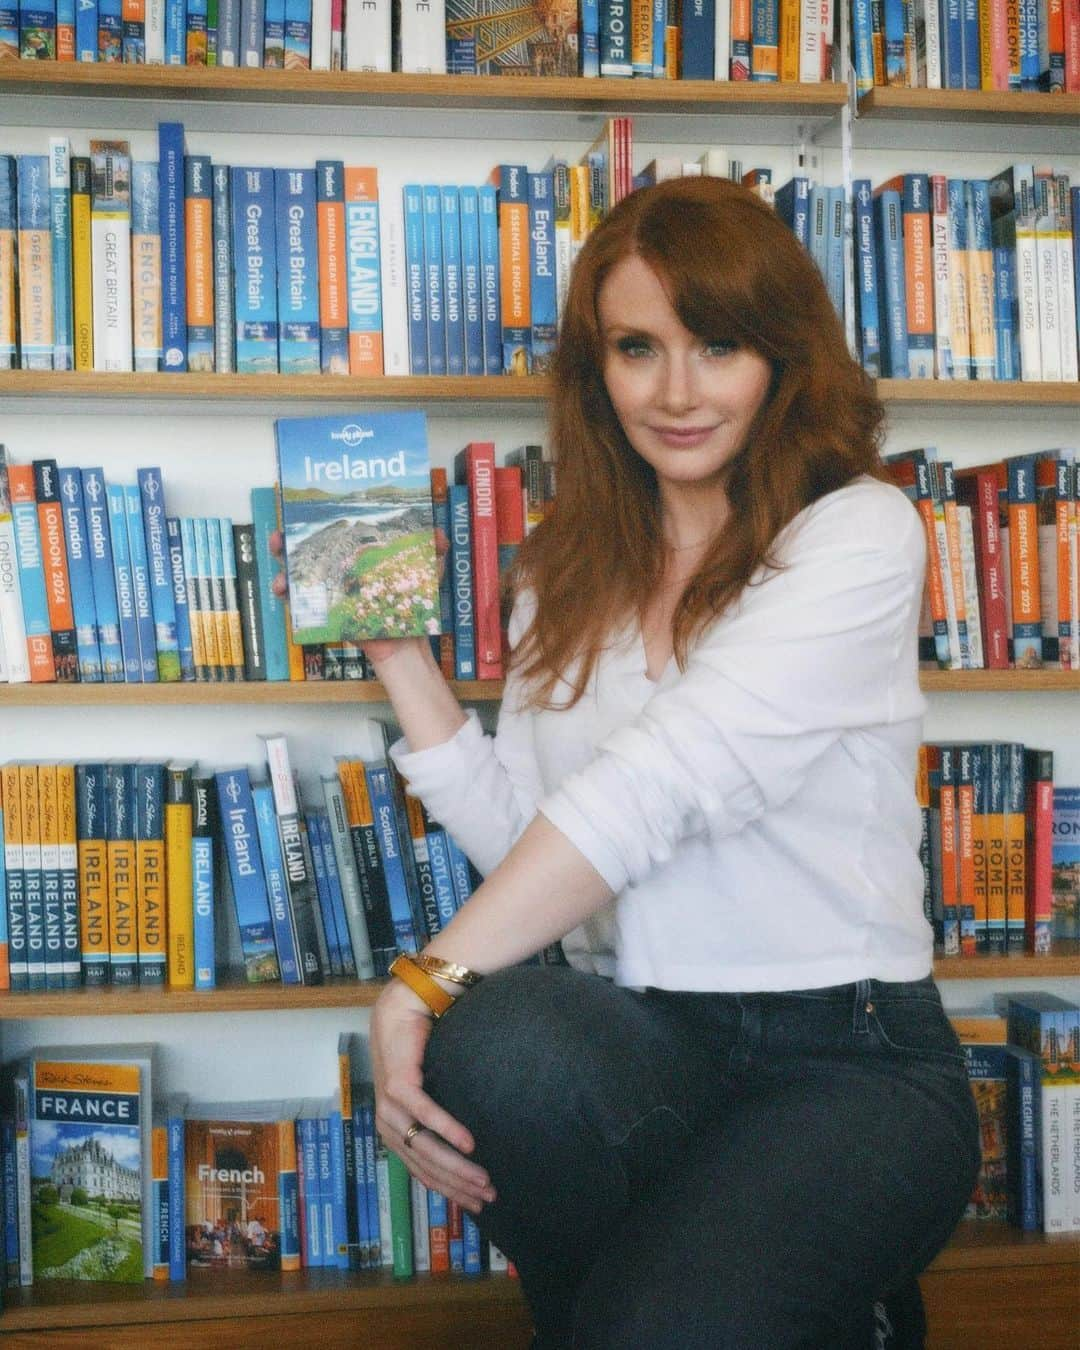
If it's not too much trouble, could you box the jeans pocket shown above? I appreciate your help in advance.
[866,995,967,1065]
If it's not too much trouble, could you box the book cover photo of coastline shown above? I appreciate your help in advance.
[274,411,441,645]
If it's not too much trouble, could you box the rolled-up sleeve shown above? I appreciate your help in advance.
[539,487,927,893]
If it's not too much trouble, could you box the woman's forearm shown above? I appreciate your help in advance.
[422,813,615,973]
[368,639,468,753]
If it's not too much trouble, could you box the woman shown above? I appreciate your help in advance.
[295,175,979,1346]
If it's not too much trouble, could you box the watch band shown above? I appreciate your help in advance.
[412,953,483,988]
[388,953,458,1018]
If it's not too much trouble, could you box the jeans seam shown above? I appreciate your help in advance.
[608,1102,691,1150]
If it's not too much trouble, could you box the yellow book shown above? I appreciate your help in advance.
[568,163,591,264]
[779,0,801,81]
[151,1118,170,1281]
[37,763,61,988]
[165,763,194,989]
[630,0,651,72]
[106,763,138,987]
[71,155,94,370]
[135,764,167,987]
[2,762,23,990]
[19,764,44,989]
[56,763,80,988]
[76,763,111,987]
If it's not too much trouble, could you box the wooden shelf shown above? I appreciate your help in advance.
[934,942,1080,981]
[919,668,1080,692]
[878,379,1080,406]
[0,678,504,707]
[0,974,388,1019]
[928,1222,1080,1272]
[0,63,849,115]
[0,1267,528,1333]
[858,86,1080,125]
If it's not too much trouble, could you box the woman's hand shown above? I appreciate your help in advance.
[370,978,497,1214]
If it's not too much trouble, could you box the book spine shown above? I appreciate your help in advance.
[2,762,26,991]
[202,514,231,679]
[421,183,446,376]
[364,764,420,955]
[929,175,953,377]
[853,179,881,377]
[19,765,44,990]
[314,159,349,376]
[211,163,234,372]
[375,173,407,376]
[158,122,187,370]
[232,522,264,680]
[89,139,133,370]
[1033,169,1062,382]
[458,186,484,377]
[527,171,557,375]
[874,187,910,378]
[135,762,167,986]
[992,242,1019,380]
[682,0,716,77]
[1006,1048,1042,1230]
[307,808,343,975]
[477,184,502,376]
[125,482,159,682]
[186,515,215,680]
[449,482,476,680]
[105,762,138,986]
[263,733,324,982]
[252,782,302,984]
[214,767,281,981]
[138,467,180,681]
[456,443,501,680]
[0,156,17,372]
[946,176,972,377]
[1008,454,1043,669]
[165,763,194,988]
[274,167,320,375]
[441,184,465,377]
[985,742,1006,955]
[192,775,216,987]
[150,1120,169,1278]
[38,764,63,989]
[48,136,74,371]
[33,458,79,682]
[16,155,54,370]
[342,165,383,377]
[965,179,996,380]
[217,518,245,680]
[75,762,109,986]
[902,174,934,378]
[166,517,196,680]
[131,160,162,372]
[0,449,30,683]
[322,775,375,979]
[956,744,977,955]
[493,165,531,374]
[403,184,428,375]
[75,0,97,57]
[167,1104,186,1278]
[230,166,278,373]
[55,763,80,987]
[1054,175,1078,382]
[58,466,103,681]
[328,1106,350,1268]
[1003,741,1026,955]
[337,758,396,977]
[82,468,124,680]
[9,462,57,682]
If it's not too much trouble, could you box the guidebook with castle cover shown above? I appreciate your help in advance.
[20,1042,155,1283]
[274,411,440,646]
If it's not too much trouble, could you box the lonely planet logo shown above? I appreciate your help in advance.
[331,424,375,448]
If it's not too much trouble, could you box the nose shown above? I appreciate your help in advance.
[658,352,698,412]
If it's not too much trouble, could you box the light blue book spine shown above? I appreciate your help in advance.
[274,167,320,375]
[651,0,665,74]
[214,769,281,979]
[16,156,52,369]
[946,177,971,378]
[125,483,158,682]
[478,184,502,375]
[298,1112,322,1267]
[403,184,428,374]
[528,171,557,374]
[158,121,187,371]
[425,826,457,929]
[283,0,310,65]
[874,187,910,379]
[138,468,180,681]
[250,486,290,681]
[192,780,216,989]
[203,512,231,681]
[851,0,874,91]
[165,518,196,681]
[75,0,97,57]
[462,1209,482,1274]
[580,0,599,73]
[212,163,234,373]
[131,160,162,372]
[307,809,342,975]
[164,0,184,58]
[48,138,73,372]
[179,517,205,680]
[440,185,465,377]
[808,183,828,282]
[600,0,632,72]
[314,808,355,976]
[230,166,279,374]
[328,1106,350,1269]
[315,161,349,375]
[11,474,53,665]
[853,180,881,379]
[449,483,475,680]
[342,168,382,376]
[264,0,284,63]
[824,185,845,319]
[459,186,484,376]
[444,831,475,910]
[57,468,102,680]
[252,783,302,984]
[883,0,906,82]
[421,184,446,376]
[106,482,141,680]
[364,765,420,954]
[942,0,962,86]
[80,469,123,680]
[993,245,1019,380]
[167,1105,186,1278]
[1017,0,1039,87]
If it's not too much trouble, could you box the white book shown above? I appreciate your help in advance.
[375,1144,393,1265]
[345,0,391,69]
[410,1176,431,1272]
[395,0,445,72]
[957,505,984,669]
[713,0,730,78]
[931,496,962,669]
[696,148,728,177]
[923,0,941,87]
[1043,1083,1070,1232]
[1053,176,1078,382]
[0,450,31,684]
[1068,1082,1080,1231]
[377,186,409,376]
[1014,165,1042,381]
[642,155,683,183]
[320,774,376,979]
[145,0,165,61]
[0,601,6,679]
[488,1243,509,1272]
[1039,509,1061,666]
[818,0,832,78]
[1034,169,1062,382]
[681,162,704,177]
[930,178,953,378]
[90,140,134,372]
[799,0,822,81]
[310,0,332,69]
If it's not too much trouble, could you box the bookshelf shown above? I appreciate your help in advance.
[1,48,1079,1350]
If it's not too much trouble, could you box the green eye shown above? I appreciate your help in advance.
[615,336,653,356]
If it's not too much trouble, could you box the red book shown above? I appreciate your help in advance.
[954,464,1010,669]
[1023,748,1054,955]
[494,465,524,661]
[454,442,501,680]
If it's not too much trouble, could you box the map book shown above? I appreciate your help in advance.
[274,412,440,645]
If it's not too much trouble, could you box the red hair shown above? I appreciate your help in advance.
[512,174,886,709]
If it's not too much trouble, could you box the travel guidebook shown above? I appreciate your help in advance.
[274,412,440,646]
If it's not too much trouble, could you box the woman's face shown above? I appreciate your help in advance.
[597,255,772,499]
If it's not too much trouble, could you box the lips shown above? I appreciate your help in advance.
[652,426,716,445]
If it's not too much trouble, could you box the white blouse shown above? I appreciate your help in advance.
[390,476,933,993]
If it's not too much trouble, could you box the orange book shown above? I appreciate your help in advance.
[316,164,349,376]
[135,764,167,988]
[956,746,977,957]
[949,1013,1008,1042]
[19,764,44,989]
[37,763,62,987]
[33,460,79,682]
[7,463,56,682]
[1007,455,1042,670]
[1,762,21,990]
[984,744,1007,956]
[731,0,752,78]
[489,165,531,376]
[106,763,139,988]
[1003,742,1026,956]
[76,763,110,987]
[56,762,79,989]
[151,1119,170,1280]
[185,162,214,373]
[779,0,801,80]
[938,746,961,957]
[969,745,989,955]
[342,167,383,377]
[631,0,652,71]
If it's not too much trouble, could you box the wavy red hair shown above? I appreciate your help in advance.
[511,174,886,709]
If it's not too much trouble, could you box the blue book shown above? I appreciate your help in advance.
[138,468,180,681]
[327,1105,350,1269]
[216,0,240,61]
[808,183,828,283]
[600,0,631,73]
[274,167,320,375]
[22,768,46,989]
[165,517,196,680]
[882,0,905,81]
[212,163,234,373]
[422,184,446,376]
[124,483,158,682]
[97,0,120,55]
[164,0,183,58]
[135,763,167,987]
[131,160,163,372]
[651,0,666,75]
[315,161,349,375]
[941,0,962,86]
[158,122,188,372]
[74,764,107,988]
[58,467,103,681]
[425,824,457,930]
[824,185,845,318]
[203,517,232,681]
[214,768,281,983]
[528,170,557,375]
[851,0,874,92]
[1017,0,1040,87]
[961,0,979,87]
[403,184,427,375]
[20,0,56,54]
[241,0,264,64]
[283,0,309,65]
[462,1209,483,1274]
[992,245,1019,380]
[307,808,343,976]
[775,175,809,248]
[263,0,284,63]
[164,1096,187,1280]
[75,0,96,58]
[1003,1044,1041,1231]
[230,166,279,374]
[364,764,420,955]
[192,776,216,989]
[40,767,64,990]
[852,179,880,377]
[297,1107,322,1267]
[252,783,302,985]
[249,486,290,681]
[449,483,476,680]
[48,138,73,372]
[313,807,356,977]
[873,185,910,379]
[580,0,599,73]
[351,1102,371,1267]
[478,184,502,375]
[750,0,778,80]
[459,185,484,376]
[444,830,475,911]
[679,0,713,77]
[441,185,465,377]
[15,156,52,369]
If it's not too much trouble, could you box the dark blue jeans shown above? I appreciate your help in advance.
[423,966,980,1349]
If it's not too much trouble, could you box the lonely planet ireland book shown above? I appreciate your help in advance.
[274,412,441,645]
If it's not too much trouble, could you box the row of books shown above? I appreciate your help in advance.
[0,1034,513,1288]
[855,169,1079,384]
[1,0,843,83]
[0,715,512,992]
[885,448,1079,672]
[915,740,1079,959]
[960,992,1080,1234]
[851,0,1080,93]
